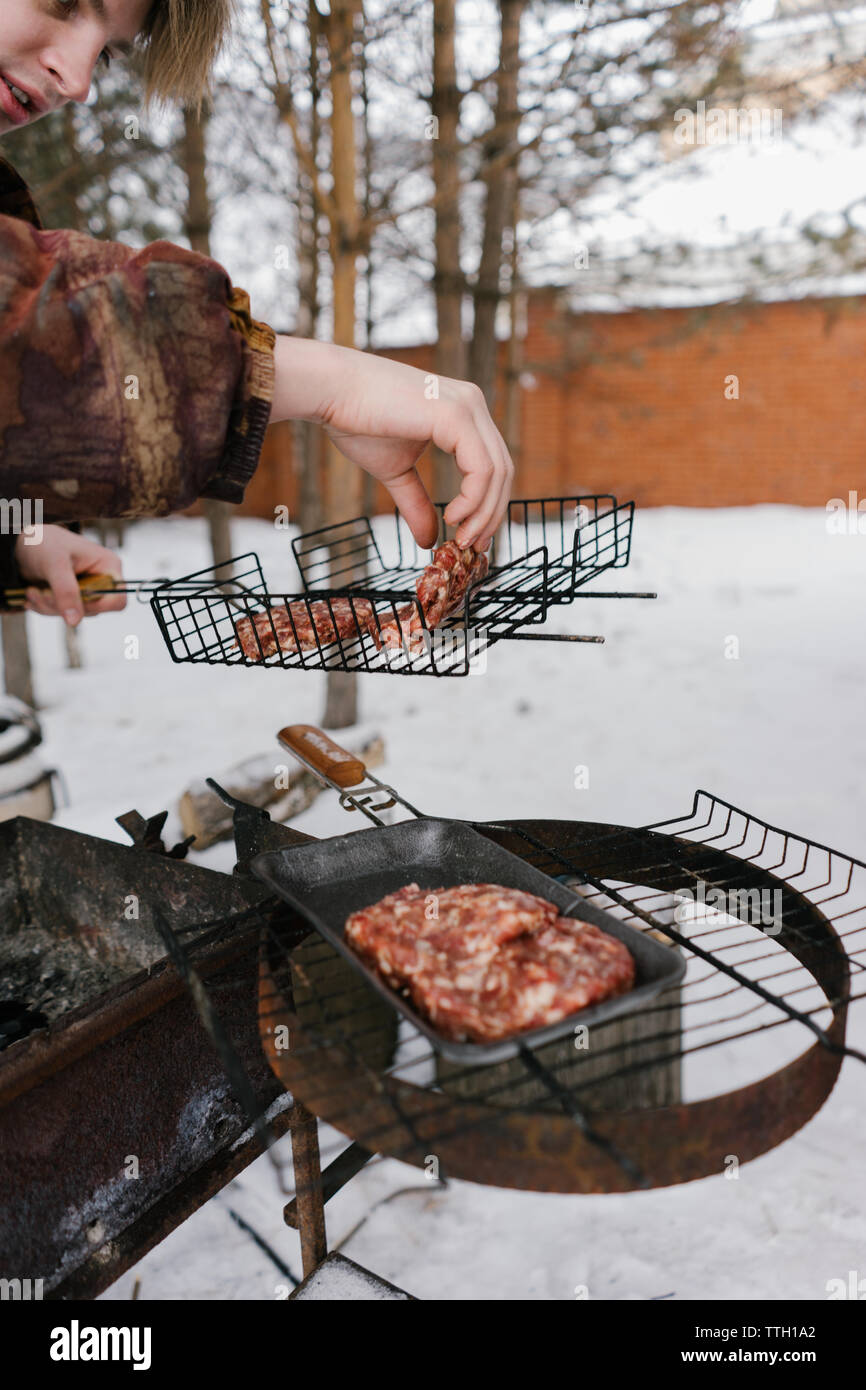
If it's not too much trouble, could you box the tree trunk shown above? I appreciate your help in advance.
[294,2,325,538]
[325,0,362,523]
[64,624,82,671]
[182,105,234,573]
[360,8,378,520]
[1,614,35,708]
[503,188,524,471]
[258,0,363,728]
[96,520,126,549]
[468,0,526,410]
[432,0,465,506]
[322,0,363,730]
[181,107,211,256]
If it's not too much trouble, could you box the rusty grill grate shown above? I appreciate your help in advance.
[168,789,865,1196]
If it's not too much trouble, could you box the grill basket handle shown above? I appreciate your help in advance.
[278,724,366,789]
[2,572,118,609]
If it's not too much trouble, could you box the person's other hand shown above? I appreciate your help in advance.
[14,527,127,625]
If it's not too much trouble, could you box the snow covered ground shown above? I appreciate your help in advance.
[19,504,863,1301]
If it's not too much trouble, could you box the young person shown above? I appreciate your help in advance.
[0,0,514,624]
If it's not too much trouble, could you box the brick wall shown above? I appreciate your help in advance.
[236,290,866,518]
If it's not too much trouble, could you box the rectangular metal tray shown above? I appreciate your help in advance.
[251,818,686,1064]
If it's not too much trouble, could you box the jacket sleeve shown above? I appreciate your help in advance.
[0,214,276,522]
[0,534,22,600]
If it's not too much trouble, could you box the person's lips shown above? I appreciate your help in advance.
[0,74,41,125]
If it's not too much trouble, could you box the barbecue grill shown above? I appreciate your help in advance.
[0,811,303,1298]
[147,732,864,1286]
[250,734,860,1217]
[2,733,862,1297]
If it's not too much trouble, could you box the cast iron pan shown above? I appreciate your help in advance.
[250,728,685,1065]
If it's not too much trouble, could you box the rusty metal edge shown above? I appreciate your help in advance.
[259,991,846,1195]
[48,1105,295,1301]
[0,929,261,1108]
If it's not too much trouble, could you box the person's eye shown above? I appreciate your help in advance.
[98,48,112,70]
[53,0,79,14]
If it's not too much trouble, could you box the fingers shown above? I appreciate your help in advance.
[20,536,127,621]
[383,469,439,550]
[25,591,125,618]
[39,555,89,626]
[24,588,56,618]
[436,383,514,550]
[459,410,512,550]
[76,544,127,614]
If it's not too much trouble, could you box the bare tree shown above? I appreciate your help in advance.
[257,0,368,727]
[181,105,234,570]
[320,0,365,728]
[468,0,526,412]
[1,617,35,708]
[293,1,326,538]
[431,0,465,504]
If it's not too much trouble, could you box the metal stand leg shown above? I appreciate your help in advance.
[287,1100,327,1277]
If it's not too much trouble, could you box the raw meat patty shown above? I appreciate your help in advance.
[234,597,374,660]
[371,544,489,654]
[346,882,560,986]
[419,916,636,1043]
[344,881,635,1043]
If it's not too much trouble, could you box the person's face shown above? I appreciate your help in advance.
[0,0,152,136]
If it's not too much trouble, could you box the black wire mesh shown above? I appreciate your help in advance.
[249,792,863,1186]
[292,496,634,602]
[161,784,863,1200]
[149,497,635,677]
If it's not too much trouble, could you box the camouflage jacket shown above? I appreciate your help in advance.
[0,155,275,581]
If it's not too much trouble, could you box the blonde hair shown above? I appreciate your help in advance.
[139,0,236,106]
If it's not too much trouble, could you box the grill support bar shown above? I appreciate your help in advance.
[288,1100,328,1277]
[283,1142,374,1231]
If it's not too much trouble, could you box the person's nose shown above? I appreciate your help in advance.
[41,42,99,106]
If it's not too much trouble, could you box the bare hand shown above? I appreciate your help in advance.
[15,527,127,625]
[271,338,514,551]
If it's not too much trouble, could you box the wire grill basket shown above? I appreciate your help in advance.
[151,496,641,677]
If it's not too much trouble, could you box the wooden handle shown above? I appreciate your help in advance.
[3,574,118,609]
[278,724,367,789]
[77,574,118,600]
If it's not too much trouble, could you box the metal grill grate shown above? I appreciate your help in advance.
[252,793,863,1193]
[292,496,635,602]
[161,786,864,1199]
[150,497,649,677]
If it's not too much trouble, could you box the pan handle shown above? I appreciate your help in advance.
[278,724,367,789]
